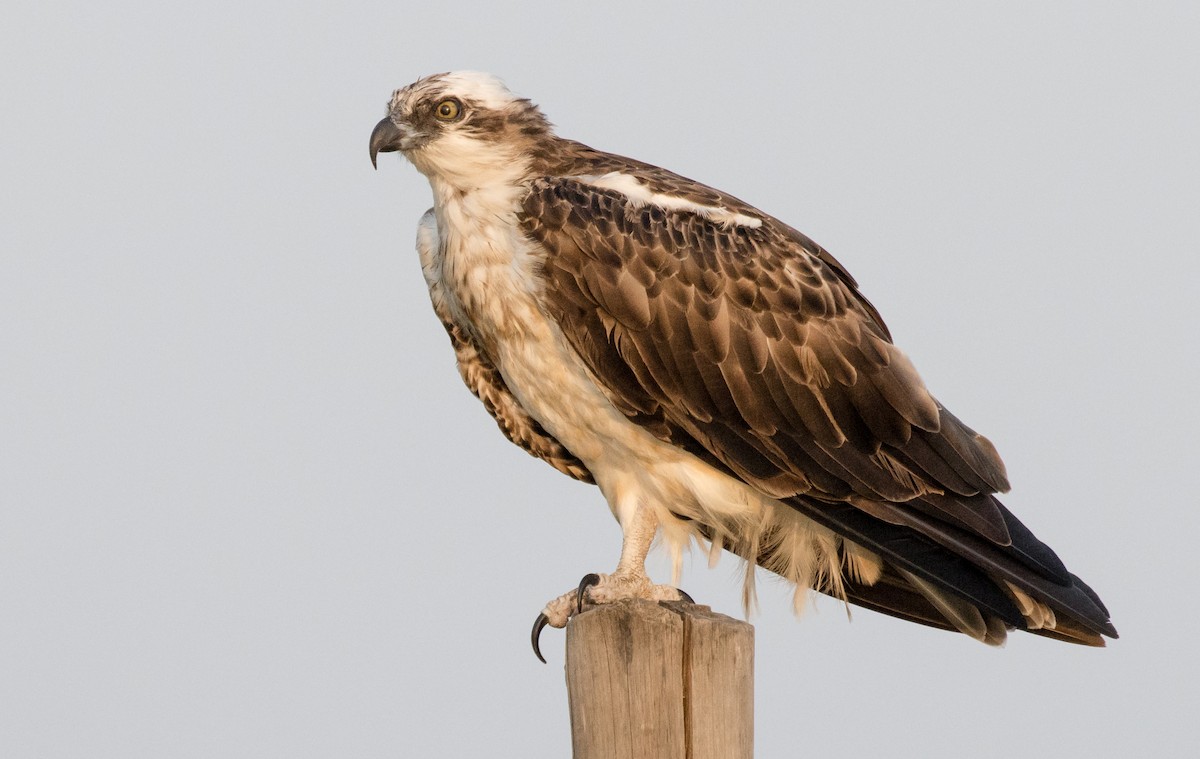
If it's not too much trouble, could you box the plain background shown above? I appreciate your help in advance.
[3,2,1197,757]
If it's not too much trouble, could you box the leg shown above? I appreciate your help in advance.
[531,502,693,662]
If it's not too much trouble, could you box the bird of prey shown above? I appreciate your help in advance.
[369,71,1116,657]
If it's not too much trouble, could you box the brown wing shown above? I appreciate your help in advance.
[521,175,1115,641]
[523,175,1005,504]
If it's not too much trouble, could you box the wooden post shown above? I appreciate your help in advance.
[564,599,754,759]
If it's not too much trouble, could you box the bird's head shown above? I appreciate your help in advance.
[370,72,552,189]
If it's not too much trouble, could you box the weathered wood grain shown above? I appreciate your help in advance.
[564,599,753,759]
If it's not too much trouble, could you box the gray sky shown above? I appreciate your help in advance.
[2,2,1197,756]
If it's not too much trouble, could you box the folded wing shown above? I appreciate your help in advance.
[521,174,1115,644]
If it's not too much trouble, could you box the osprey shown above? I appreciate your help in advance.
[370,72,1116,656]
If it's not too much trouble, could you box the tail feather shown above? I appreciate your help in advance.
[783,496,1027,628]
[875,503,1116,639]
[778,494,1116,644]
[896,568,1006,645]
[689,491,1115,647]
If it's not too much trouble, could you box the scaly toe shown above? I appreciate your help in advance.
[530,582,599,664]
[530,574,697,662]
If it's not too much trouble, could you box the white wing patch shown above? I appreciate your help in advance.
[575,172,763,229]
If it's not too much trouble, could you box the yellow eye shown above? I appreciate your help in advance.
[435,99,461,121]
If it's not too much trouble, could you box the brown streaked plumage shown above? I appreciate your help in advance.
[416,209,593,484]
[371,71,1115,650]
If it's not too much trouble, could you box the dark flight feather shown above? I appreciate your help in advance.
[518,156,1116,644]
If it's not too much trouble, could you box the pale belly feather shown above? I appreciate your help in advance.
[431,194,770,530]
[424,189,866,605]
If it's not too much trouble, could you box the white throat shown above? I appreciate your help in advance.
[409,132,530,196]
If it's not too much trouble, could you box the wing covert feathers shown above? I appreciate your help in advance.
[517,158,1114,644]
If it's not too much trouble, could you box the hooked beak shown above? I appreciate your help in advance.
[369,117,405,169]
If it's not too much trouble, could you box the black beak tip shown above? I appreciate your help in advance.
[370,117,404,170]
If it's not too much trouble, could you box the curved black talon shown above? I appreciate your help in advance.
[531,612,550,664]
[576,573,601,613]
[676,588,695,604]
